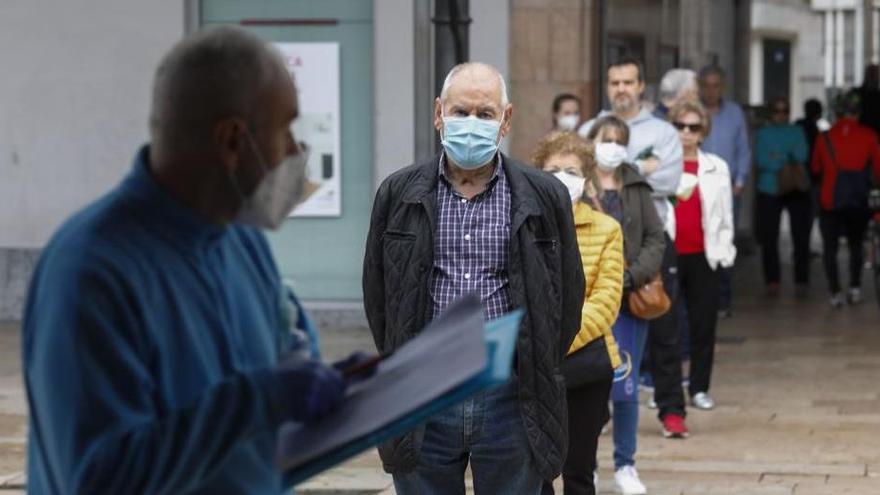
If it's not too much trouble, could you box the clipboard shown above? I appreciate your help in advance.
[275,295,524,485]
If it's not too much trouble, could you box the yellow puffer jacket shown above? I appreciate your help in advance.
[568,201,624,369]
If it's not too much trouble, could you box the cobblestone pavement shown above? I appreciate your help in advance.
[2,252,879,494]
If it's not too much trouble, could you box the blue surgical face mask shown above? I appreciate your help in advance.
[440,115,504,170]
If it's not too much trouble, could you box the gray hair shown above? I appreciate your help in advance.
[440,62,510,107]
[149,26,285,151]
[658,68,697,104]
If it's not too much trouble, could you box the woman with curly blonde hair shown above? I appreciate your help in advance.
[532,131,624,495]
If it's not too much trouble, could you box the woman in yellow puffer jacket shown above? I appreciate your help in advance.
[532,131,624,495]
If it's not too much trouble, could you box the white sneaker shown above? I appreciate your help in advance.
[646,397,657,409]
[691,391,716,410]
[847,288,862,305]
[614,465,647,495]
[830,292,845,308]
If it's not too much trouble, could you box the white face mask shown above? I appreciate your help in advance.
[233,132,310,230]
[553,171,586,203]
[557,114,580,131]
[594,142,628,171]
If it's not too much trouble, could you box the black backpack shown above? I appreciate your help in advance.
[822,132,874,211]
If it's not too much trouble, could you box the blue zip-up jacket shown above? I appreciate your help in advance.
[23,146,297,494]
[701,99,752,188]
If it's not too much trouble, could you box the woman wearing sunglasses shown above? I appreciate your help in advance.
[668,101,737,412]
[754,97,812,299]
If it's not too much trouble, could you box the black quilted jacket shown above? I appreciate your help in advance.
[362,154,585,481]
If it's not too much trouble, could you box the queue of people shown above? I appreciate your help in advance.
[526,58,739,494]
[752,85,880,309]
[20,23,879,495]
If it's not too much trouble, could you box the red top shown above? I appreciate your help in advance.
[811,117,880,211]
[675,160,705,254]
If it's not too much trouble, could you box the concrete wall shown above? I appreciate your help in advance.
[751,0,825,116]
[0,2,183,248]
[508,0,599,161]
[373,0,416,187]
[0,2,183,319]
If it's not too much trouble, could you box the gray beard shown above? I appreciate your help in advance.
[612,97,636,114]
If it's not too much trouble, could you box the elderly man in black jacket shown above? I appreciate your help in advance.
[363,62,585,494]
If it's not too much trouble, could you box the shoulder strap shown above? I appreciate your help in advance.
[821,131,838,168]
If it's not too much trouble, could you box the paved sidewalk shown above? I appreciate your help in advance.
[2,253,879,494]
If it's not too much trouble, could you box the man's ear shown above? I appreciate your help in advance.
[214,118,247,175]
[500,104,513,138]
[434,98,444,133]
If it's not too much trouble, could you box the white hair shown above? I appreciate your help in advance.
[658,68,697,105]
[440,62,509,107]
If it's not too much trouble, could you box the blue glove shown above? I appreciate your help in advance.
[274,360,346,423]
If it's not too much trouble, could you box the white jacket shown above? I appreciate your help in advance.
[667,151,737,269]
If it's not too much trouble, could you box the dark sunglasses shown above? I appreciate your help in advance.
[672,122,703,133]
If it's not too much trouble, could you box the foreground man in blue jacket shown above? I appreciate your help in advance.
[22,26,346,494]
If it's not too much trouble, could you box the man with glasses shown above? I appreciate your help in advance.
[699,65,751,318]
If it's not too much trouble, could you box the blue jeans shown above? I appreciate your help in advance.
[611,313,648,468]
[393,380,542,495]
[613,401,640,469]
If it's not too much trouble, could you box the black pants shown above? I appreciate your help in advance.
[819,210,870,293]
[542,374,613,495]
[755,192,813,285]
[648,235,686,419]
[678,253,720,396]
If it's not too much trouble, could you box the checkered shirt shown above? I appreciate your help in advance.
[430,154,513,320]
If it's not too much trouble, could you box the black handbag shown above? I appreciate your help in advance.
[560,336,614,388]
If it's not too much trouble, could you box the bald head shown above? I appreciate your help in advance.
[149,26,288,153]
[433,62,513,154]
[440,62,509,108]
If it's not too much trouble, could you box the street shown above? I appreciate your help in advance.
[1,250,879,494]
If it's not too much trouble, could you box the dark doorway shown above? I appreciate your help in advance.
[763,38,791,103]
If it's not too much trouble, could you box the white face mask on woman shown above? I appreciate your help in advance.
[594,142,628,171]
[556,114,580,131]
[553,171,586,203]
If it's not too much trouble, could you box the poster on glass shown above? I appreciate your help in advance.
[274,42,341,217]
